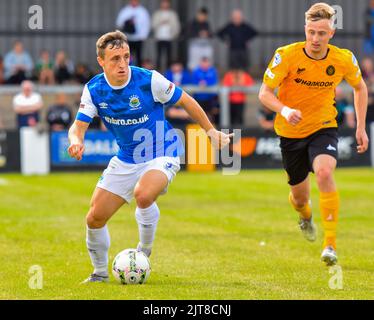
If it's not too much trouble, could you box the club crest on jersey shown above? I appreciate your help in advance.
[129,95,141,110]
[326,65,335,76]
[271,53,282,68]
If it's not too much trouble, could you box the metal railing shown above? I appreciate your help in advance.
[0,82,356,128]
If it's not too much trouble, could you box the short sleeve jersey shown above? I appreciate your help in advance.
[263,42,362,138]
[76,66,184,163]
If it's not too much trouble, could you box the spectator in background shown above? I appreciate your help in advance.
[152,0,181,71]
[4,41,34,84]
[165,104,192,126]
[0,55,4,84]
[35,49,55,85]
[363,0,374,55]
[367,94,374,124]
[222,66,255,125]
[257,106,276,132]
[116,0,151,66]
[73,63,92,84]
[185,7,213,71]
[361,56,374,83]
[13,80,43,128]
[191,57,219,123]
[217,9,258,69]
[335,86,355,129]
[47,93,73,131]
[140,58,155,70]
[54,50,74,84]
[361,57,374,124]
[164,61,192,125]
[165,60,191,86]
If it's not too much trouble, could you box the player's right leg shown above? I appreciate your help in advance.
[134,156,180,257]
[289,177,317,242]
[82,187,126,283]
[280,137,316,242]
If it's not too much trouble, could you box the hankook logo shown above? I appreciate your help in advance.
[294,78,334,88]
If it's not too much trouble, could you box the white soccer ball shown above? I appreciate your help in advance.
[112,248,151,284]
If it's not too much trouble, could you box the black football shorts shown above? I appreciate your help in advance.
[279,128,339,186]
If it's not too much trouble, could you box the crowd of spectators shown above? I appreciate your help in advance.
[0,42,92,86]
[1,0,373,131]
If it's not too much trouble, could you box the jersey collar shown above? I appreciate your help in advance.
[302,47,330,61]
[103,67,132,90]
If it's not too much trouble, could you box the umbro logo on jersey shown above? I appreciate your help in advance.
[297,67,306,74]
[99,102,108,109]
[327,144,337,151]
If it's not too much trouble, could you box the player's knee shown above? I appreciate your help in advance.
[315,167,333,184]
[292,194,309,207]
[86,207,106,229]
[134,189,154,209]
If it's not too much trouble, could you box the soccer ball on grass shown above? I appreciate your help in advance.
[112,248,151,284]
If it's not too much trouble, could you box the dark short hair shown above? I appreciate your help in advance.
[199,7,208,15]
[96,30,128,58]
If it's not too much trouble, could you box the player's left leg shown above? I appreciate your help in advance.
[313,154,339,266]
[133,157,180,257]
[133,170,168,257]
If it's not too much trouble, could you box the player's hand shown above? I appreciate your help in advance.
[281,106,302,126]
[68,143,85,161]
[207,129,234,150]
[356,128,369,154]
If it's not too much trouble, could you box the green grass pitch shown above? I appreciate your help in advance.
[0,168,373,300]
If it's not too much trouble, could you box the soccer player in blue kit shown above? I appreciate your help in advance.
[68,30,233,283]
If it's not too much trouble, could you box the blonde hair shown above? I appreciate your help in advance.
[305,2,335,28]
[96,30,128,58]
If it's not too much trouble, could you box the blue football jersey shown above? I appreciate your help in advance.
[76,66,184,164]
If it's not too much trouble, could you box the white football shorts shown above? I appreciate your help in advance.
[96,156,180,203]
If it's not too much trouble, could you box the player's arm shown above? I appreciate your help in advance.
[68,84,98,160]
[258,83,302,126]
[352,78,369,153]
[151,70,233,149]
[176,91,233,149]
[68,120,89,161]
[258,48,301,126]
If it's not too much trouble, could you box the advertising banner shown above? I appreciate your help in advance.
[231,128,371,169]
[51,130,118,166]
[0,130,20,172]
